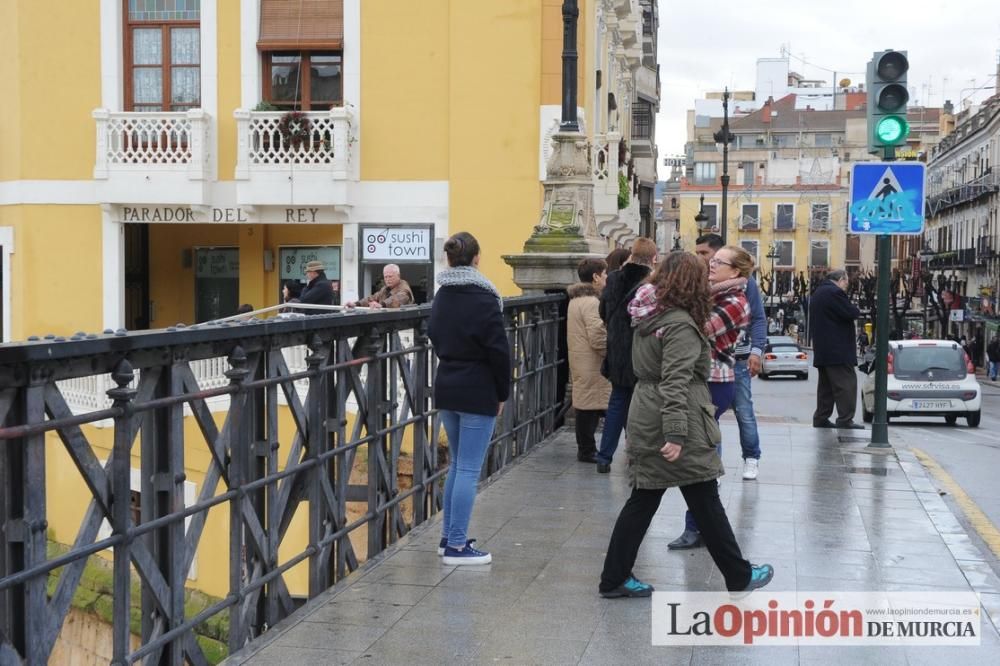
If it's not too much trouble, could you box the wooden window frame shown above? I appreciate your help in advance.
[123,0,200,112]
[261,51,344,111]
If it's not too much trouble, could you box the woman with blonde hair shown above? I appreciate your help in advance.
[661,245,759,549]
[598,251,773,598]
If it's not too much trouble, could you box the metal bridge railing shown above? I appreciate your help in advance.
[0,294,565,665]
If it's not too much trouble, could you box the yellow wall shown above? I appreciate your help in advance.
[360,0,450,180]
[217,1,241,181]
[448,0,544,295]
[12,2,100,180]
[0,206,103,339]
[0,1,22,181]
[149,224,240,328]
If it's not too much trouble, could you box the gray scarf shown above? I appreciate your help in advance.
[436,266,503,309]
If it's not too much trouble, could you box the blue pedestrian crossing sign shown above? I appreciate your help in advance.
[849,162,926,235]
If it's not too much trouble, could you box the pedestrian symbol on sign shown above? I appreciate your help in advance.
[849,162,926,235]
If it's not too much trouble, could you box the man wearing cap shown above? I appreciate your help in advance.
[299,260,335,311]
[348,264,414,309]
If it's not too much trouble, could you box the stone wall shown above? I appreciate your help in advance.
[49,608,140,665]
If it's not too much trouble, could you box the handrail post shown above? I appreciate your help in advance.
[225,345,250,652]
[108,360,137,666]
[304,335,331,597]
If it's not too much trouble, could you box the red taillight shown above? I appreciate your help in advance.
[796,353,807,360]
[887,352,894,374]
[764,353,777,360]
[961,391,977,400]
[963,352,974,373]
[888,391,901,400]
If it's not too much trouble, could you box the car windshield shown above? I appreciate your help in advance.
[893,346,966,380]
[770,345,800,353]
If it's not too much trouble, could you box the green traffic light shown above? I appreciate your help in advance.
[875,115,909,144]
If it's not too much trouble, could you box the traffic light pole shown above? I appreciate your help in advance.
[870,146,896,448]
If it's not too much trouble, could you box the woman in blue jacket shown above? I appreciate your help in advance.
[428,232,511,565]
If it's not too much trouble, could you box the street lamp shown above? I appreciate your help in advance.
[918,244,935,336]
[766,241,781,306]
[694,193,709,231]
[712,88,734,244]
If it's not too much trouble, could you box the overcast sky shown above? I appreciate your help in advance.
[655,1,1000,158]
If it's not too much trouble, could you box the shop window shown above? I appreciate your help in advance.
[280,246,342,304]
[194,248,239,323]
[258,0,344,111]
[125,0,201,112]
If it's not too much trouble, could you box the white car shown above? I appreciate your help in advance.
[862,340,981,427]
[760,336,810,380]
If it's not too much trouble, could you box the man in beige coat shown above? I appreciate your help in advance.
[567,258,612,462]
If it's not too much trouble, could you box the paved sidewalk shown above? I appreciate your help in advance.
[228,422,1000,665]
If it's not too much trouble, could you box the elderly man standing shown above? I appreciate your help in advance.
[350,264,414,309]
[810,269,864,429]
[299,260,335,311]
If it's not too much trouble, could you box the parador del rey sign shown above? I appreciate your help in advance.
[117,206,327,224]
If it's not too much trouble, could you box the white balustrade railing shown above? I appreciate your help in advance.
[55,338,423,419]
[92,109,209,180]
[56,351,311,416]
[234,107,353,179]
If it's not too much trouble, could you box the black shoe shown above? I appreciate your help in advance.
[577,453,598,463]
[667,529,704,550]
[596,463,611,473]
[836,422,865,430]
[813,420,836,428]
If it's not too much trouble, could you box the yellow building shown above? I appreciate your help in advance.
[1,0,654,602]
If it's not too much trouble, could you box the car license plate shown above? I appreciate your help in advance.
[911,400,952,410]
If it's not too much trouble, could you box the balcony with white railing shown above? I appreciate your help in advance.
[92,108,211,204]
[234,107,354,207]
[592,132,625,238]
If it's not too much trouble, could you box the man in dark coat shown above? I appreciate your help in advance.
[298,260,335,311]
[594,237,657,472]
[809,269,863,429]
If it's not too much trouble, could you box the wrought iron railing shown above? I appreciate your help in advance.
[0,295,564,664]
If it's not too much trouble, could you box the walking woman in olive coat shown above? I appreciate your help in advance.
[598,252,774,598]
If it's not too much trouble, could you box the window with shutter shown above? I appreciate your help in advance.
[259,0,344,110]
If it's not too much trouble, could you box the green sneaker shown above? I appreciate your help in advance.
[600,576,655,599]
[730,564,774,599]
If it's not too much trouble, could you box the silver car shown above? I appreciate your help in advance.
[760,336,809,380]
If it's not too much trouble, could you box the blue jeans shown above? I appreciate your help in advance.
[440,410,497,548]
[596,384,633,465]
[990,361,998,380]
[732,360,761,461]
[685,381,735,533]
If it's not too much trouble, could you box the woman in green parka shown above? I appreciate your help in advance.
[598,251,774,598]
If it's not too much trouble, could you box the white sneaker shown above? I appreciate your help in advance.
[742,459,759,481]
